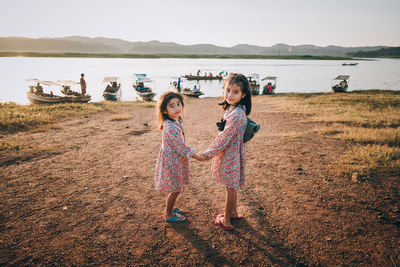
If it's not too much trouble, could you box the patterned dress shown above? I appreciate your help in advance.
[155,118,195,193]
[203,106,247,190]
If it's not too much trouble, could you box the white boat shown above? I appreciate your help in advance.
[25,79,91,104]
[247,73,260,95]
[332,75,349,93]
[261,76,277,94]
[102,77,121,101]
[133,74,156,101]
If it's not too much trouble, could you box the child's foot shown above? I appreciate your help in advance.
[215,213,234,230]
[221,212,243,220]
[173,207,184,215]
[166,213,185,222]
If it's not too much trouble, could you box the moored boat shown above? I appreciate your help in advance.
[182,87,204,98]
[247,73,260,95]
[332,75,349,93]
[25,79,91,104]
[261,76,277,95]
[102,77,121,101]
[27,91,91,104]
[133,74,156,101]
[184,74,223,80]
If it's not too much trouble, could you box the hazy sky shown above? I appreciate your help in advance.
[1,0,399,47]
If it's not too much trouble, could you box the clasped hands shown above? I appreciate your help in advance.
[192,153,207,161]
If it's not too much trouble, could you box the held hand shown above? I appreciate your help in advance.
[192,153,207,161]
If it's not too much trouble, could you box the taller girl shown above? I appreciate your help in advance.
[202,73,252,230]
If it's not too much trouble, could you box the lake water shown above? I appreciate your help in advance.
[0,57,399,104]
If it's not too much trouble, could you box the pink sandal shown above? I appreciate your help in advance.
[221,212,243,220]
[215,213,234,231]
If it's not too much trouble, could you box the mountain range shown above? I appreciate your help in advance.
[0,36,388,57]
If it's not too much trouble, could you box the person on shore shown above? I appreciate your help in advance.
[201,73,251,230]
[80,73,86,95]
[155,91,205,223]
[177,78,181,92]
[35,82,43,94]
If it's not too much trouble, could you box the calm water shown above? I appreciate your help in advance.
[1,57,399,104]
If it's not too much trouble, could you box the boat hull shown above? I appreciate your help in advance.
[332,87,347,93]
[250,85,260,95]
[262,85,276,95]
[182,91,204,98]
[184,75,223,81]
[27,91,91,104]
[103,93,119,101]
[133,85,156,101]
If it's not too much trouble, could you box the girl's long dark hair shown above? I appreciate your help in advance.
[156,91,184,130]
[219,73,252,115]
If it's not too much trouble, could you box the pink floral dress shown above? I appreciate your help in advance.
[155,118,195,193]
[203,106,247,190]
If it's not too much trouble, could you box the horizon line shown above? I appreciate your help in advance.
[0,35,396,49]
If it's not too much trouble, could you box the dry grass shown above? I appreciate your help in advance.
[260,130,312,140]
[0,101,119,133]
[316,124,400,146]
[335,144,400,180]
[0,141,58,165]
[255,90,400,180]
[109,114,132,121]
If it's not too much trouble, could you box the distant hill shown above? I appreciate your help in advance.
[347,47,400,58]
[0,36,388,57]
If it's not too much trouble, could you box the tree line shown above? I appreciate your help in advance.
[347,47,400,58]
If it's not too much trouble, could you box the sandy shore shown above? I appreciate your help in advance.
[1,96,399,265]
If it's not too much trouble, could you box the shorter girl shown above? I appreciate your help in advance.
[202,73,252,230]
[154,91,203,222]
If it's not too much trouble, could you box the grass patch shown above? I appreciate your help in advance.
[136,102,156,108]
[316,124,400,146]
[0,141,58,165]
[109,114,132,121]
[0,101,119,133]
[256,90,400,180]
[260,130,311,140]
[335,145,400,180]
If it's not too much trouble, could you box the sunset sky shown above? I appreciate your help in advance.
[1,0,399,47]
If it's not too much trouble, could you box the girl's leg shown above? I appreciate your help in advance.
[165,192,182,219]
[221,187,236,226]
[232,189,239,217]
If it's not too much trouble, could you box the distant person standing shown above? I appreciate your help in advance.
[177,78,181,92]
[80,73,87,95]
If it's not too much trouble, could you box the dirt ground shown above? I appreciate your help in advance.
[1,96,399,266]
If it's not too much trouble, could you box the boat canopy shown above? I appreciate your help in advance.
[41,81,59,86]
[247,73,260,79]
[333,75,350,80]
[56,80,79,86]
[137,77,153,83]
[102,77,119,83]
[134,74,147,78]
[25,79,57,86]
[262,76,277,81]
[25,79,74,86]
[25,78,40,83]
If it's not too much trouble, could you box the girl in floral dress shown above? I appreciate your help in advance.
[155,91,204,222]
[202,73,252,230]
